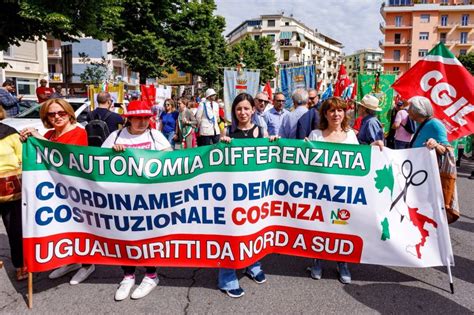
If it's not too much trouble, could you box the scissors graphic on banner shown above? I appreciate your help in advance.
[390,160,428,212]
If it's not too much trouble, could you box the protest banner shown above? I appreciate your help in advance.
[280,65,316,109]
[357,73,396,134]
[224,69,260,121]
[22,137,453,275]
[392,43,474,141]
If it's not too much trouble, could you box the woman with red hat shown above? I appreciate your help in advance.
[101,100,171,301]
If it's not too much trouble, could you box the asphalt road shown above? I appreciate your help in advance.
[1,158,473,314]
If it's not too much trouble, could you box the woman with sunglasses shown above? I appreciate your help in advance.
[20,98,91,283]
[159,99,179,150]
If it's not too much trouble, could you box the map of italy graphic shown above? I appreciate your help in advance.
[374,163,438,259]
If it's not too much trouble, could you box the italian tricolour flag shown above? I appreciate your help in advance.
[392,43,474,141]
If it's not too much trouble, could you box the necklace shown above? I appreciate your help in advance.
[239,124,254,137]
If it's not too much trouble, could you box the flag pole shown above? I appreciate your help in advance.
[28,272,33,308]
[447,261,454,294]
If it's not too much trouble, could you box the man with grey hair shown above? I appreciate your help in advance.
[279,88,309,138]
[296,89,320,139]
[252,92,269,133]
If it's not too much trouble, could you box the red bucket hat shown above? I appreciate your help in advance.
[122,100,153,117]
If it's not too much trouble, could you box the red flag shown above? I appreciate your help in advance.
[316,80,322,92]
[263,81,273,101]
[140,84,156,108]
[334,64,351,97]
[392,43,474,141]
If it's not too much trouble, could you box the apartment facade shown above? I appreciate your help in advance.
[380,0,474,75]
[226,14,344,92]
[0,40,48,99]
[344,49,384,82]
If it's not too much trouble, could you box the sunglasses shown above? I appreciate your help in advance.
[47,111,68,118]
[275,100,286,103]
[309,97,317,100]
[256,98,269,103]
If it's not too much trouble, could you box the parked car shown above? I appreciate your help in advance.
[2,98,91,134]
[18,99,40,114]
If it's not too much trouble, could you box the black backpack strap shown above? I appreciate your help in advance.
[409,118,431,148]
[114,128,123,144]
[102,110,113,122]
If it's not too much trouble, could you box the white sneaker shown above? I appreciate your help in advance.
[70,265,95,285]
[115,277,135,301]
[130,276,159,300]
[49,264,82,279]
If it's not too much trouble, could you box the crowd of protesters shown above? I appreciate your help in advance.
[0,77,472,301]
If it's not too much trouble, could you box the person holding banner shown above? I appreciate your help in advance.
[407,96,449,153]
[306,96,357,284]
[0,105,26,281]
[219,92,278,298]
[19,98,91,283]
[101,100,172,301]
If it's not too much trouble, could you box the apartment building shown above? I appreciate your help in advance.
[0,40,48,99]
[344,49,384,82]
[226,14,344,92]
[380,0,474,75]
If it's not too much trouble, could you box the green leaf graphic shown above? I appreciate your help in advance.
[374,165,394,195]
[381,217,390,241]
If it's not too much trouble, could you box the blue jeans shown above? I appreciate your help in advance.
[394,139,410,149]
[163,131,176,149]
[218,262,262,290]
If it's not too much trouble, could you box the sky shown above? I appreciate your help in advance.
[215,0,384,55]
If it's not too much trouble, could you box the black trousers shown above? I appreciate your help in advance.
[122,266,157,275]
[0,199,23,268]
[197,135,220,146]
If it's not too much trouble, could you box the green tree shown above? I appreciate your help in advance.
[76,53,108,85]
[165,0,226,86]
[458,53,474,75]
[225,36,277,84]
[0,0,121,51]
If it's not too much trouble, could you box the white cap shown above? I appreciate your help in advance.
[205,88,217,98]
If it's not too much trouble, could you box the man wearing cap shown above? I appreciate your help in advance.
[36,79,53,103]
[356,94,384,147]
[252,92,269,133]
[0,80,22,117]
[295,89,320,139]
[196,88,220,146]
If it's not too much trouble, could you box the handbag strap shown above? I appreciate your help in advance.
[409,118,431,148]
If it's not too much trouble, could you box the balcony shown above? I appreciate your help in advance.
[279,39,304,50]
[381,40,411,47]
[383,23,413,30]
[456,22,474,29]
[383,59,409,64]
[446,40,474,46]
[49,73,63,83]
[380,22,385,34]
[48,48,62,58]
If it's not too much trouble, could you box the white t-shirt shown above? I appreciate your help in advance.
[101,128,171,150]
[308,129,359,145]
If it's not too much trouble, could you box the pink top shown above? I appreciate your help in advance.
[394,110,412,142]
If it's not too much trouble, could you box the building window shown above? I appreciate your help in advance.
[267,20,275,27]
[459,49,467,55]
[283,50,290,61]
[395,16,402,27]
[394,50,401,61]
[419,32,429,40]
[418,49,428,57]
[441,0,448,4]
[16,78,36,96]
[267,34,275,42]
[461,14,469,26]
[419,0,427,3]
[420,14,430,23]
[441,15,448,26]
[440,33,447,44]
[254,35,260,40]
[393,67,400,72]
[395,33,401,44]
[285,22,290,26]
[460,32,468,44]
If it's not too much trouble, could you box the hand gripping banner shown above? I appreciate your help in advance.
[22,138,453,272]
